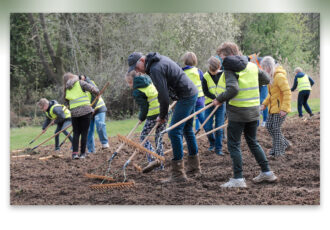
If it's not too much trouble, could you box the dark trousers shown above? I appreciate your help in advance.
[297,90,312,117]
[227,120,270,179]
[71,113,92,154]
[54,119,73,150]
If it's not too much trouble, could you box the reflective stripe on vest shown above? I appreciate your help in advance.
[45,104,71,120]
[85,80,106,110]
[229,62,260,108]
[65,81,90,109]
[184,67,204,97]
[203,71,226,104]
[297,74,311,92]
[137,83,160,117]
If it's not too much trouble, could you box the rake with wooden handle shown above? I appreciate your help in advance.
[164,121,228,155]
[195,105,220,135]
[161,102,213,135]
[59,129,73,147]
[28,120,54,145]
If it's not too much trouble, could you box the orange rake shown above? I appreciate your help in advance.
[89,181,135,190]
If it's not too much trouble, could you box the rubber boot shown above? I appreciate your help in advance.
[161,159,188,183]
[186,154,201,176]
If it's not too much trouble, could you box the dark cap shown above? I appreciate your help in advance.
[128,52,143,72]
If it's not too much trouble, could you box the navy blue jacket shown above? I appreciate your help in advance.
[291,72,314,91]
[42,100,69,130]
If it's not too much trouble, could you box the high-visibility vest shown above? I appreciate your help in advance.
[65,81,90,109]
[45,104,71,120]
[249,53,262,69]
[229,62,260,108]
[297,74,312,92]
[137,83,160,117]
[203,71,226,104]
[86,80,106,110]
[184,67,204,98]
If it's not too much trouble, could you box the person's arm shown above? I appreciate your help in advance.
[291,76,298,91]
[262,93,270,108]
[42,117,51,130]
[277,75,292,113]
[309,76,315,87]
[52,106,66,124]
[79,80,99,96]
[149,69,169,120]
[133,90,149,122]
[202,76,216,100]
[215,70,239,103]
[258,69,270,86]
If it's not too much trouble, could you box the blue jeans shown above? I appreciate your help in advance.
[168,94,198,161]
[259,85,268,123]
[204,103,226,151]
[298,90,312,117]
[227,120,270,179]
[87,112,108,153]
[194,103,205,131]
[55,119,73,150]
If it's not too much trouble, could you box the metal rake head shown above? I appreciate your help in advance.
[85,173,115,182]
[89,181,135,190]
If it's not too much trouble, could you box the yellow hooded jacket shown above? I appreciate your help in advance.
[262,66,292,114]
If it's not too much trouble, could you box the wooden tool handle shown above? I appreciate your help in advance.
[114,120,141,154]
[90,81,110,107]
[163,102,213,133]
[29,120,54,145]
[195,105,219,135]
[59,129,73,147]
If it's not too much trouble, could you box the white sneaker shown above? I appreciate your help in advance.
[102,143,109,149]
[253,171,277,183]
[221,178,247,188]
[261,121,266,127]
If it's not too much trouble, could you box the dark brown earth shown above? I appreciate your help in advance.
[10,115,320,205]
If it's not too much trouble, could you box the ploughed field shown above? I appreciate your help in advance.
[10,115,320,205]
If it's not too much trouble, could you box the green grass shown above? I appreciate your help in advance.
[10,118,142,151]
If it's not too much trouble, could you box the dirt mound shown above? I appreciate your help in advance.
[10,115,320,205]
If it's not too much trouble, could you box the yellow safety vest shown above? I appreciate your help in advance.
[203,71,226,104]
[65,81,90,109]
[229,62,260,107]
[184,67,204,98]
[297,74,312,92]
[45,104,71,120]
[137,83,160,116]
[86,80,106,110]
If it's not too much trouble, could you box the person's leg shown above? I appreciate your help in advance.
[87,117,95,153]
[79,113,92,155]
[214,103,226,154]
[54,123,62,150]
[297,91,304,117]
[302,90,313,115]
[62,119,73,143]
[194,103,205,131]
[71,117,80,155]
[204,105,215,150]
[168,94,197,161]
[265,114,276,155]
[94,112,109,147]
[140,119,156,162]
[227,120,245,179]
[243,120,270,172]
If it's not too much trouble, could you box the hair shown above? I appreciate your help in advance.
[207,56,221,72]
[294,67,303,74]
[216,42,241,57]
[37,98,49,108]
[125,70,138,80]
[260,56,276,77]
[182,52,198,66]
[63,72,79,98]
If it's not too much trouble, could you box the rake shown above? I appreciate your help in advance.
[28,120,54,145]
[89,181,135,190]
[195,104,220,135]
[59,129,73,147]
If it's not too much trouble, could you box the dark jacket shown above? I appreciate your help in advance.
[145,52,198,119]
[42,100,69,130]
[80,76,107,116]
[64,79,99,117]
[133,75,158,121]
[202,70,224,104]
[216,55,270,122]
[291,72,314,92]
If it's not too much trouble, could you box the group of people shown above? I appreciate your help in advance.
[37,41,314,188]
[37,74,109,160]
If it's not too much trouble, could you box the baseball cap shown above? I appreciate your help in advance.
[128,52,143,72]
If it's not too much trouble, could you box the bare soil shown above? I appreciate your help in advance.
[10,115,320,205]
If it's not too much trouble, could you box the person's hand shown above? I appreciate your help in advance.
[138,120,143,124]
[279,110,287,117]
[156,116,166,124]
[213,99,222,106]
[260,104,266,111]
